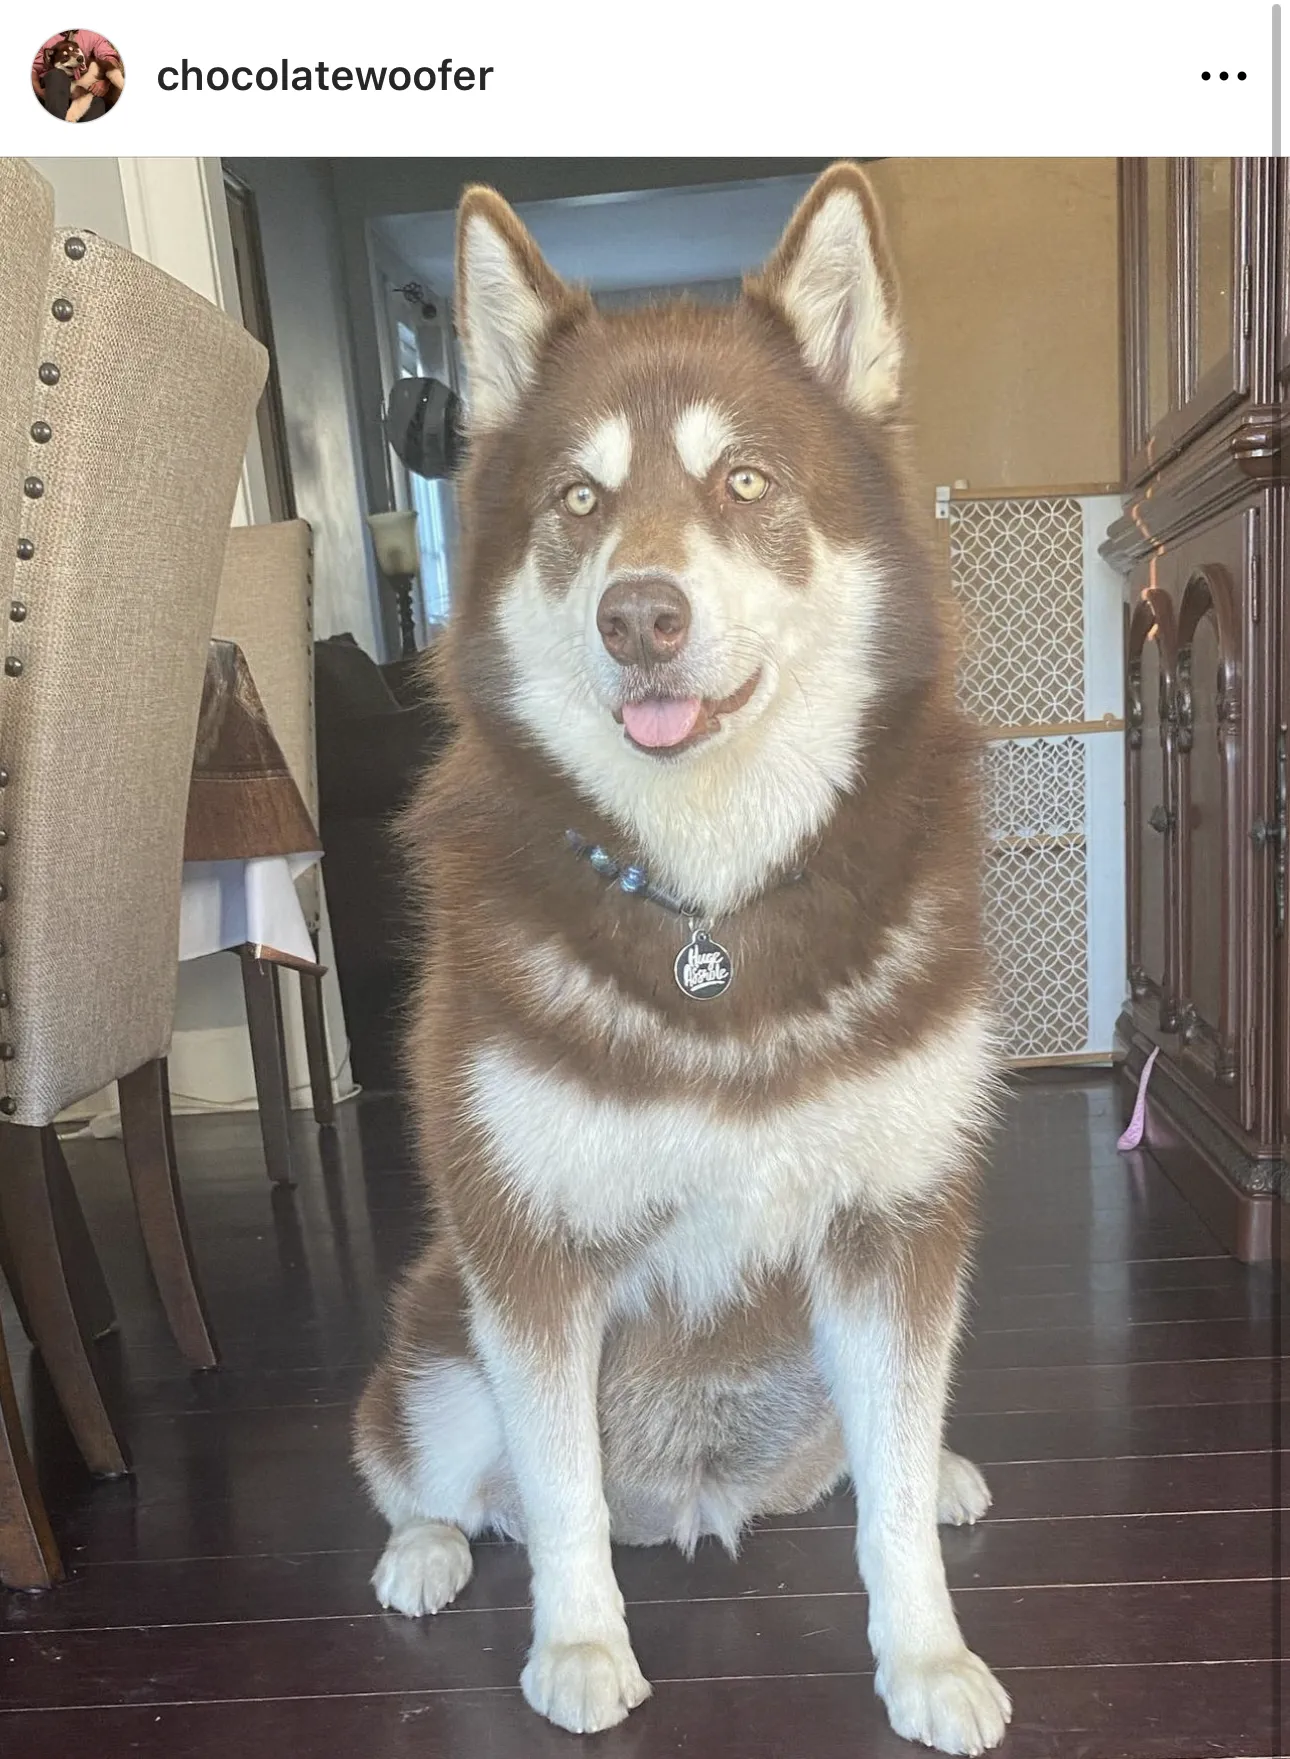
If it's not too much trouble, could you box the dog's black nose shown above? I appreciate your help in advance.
[596,577,691,668]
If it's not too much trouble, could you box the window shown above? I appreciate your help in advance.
[394,318,456,630]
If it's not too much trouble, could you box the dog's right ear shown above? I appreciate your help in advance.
[455,189,581,432]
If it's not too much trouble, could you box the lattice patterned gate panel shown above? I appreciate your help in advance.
[945,493,1125,1063]
[953,497,1085,727]
[981,738,1089,1058]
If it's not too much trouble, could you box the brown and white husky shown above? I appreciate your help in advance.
[354,162,1011,1755]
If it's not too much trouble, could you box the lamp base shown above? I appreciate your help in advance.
[384,572,419,659]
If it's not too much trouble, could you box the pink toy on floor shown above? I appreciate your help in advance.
[1116,1045,1159,1151]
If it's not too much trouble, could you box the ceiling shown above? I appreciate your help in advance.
[372,172,820,297]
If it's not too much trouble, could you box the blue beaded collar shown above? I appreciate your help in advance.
[564,830,697,917]
[564,829,804,923]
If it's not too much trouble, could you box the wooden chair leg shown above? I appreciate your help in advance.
[119,1059,218,1370]
[0,1143,116,1344]
[239,948,296,1187]
[46,1138,116,1342]
[0,1126,129,1478]
[0,1219,33,1342]
[0,1297,63,1589]
[299,961,335,1128]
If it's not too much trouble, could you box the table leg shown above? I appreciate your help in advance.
[239,948,297,1187]
[299,946,335,1128]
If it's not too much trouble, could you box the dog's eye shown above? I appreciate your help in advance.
[562,483,599,517]
[727,467,769,503]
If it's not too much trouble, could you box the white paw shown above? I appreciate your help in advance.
[372,1520,474,1617]
[522,1633,652,1734]
[937,1451,992,1527]
[877,1648,1012,1755]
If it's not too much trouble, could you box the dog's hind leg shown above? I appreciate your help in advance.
[354,1229,523,1620]
[370,1515,475,1618]
[937,1449,991,1527]
[355,1351,511,1616]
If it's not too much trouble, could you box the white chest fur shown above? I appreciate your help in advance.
[462,1007,996,1322]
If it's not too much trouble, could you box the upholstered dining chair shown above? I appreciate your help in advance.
[213,520,337,1185]
[0,156,266,1588]
[0,155,68,1595]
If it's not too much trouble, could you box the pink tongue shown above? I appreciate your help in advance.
[621,696,703,749]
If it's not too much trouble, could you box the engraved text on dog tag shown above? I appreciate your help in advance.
[674,929,733,1000]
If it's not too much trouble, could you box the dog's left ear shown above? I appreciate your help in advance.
[748,163,902,417]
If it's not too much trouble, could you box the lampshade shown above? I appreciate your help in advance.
[366,509,420,576]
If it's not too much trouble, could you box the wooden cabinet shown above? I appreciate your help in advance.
[1278,158,1290,395]
[1122,160,1263,483]
[1125,576,1177,1032]
[1171,511,1261,1131]
[1108,159,1287,1261]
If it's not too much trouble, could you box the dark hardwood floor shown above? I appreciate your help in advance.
[0,1075,1283,1757]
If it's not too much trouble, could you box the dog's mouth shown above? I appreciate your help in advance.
[614,671,762,755]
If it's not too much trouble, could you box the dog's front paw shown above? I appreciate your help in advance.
[937,1450,992,1527]
[372,1520,473,1617]
[876,1648,1011,1755]
[522,1633,652,1734]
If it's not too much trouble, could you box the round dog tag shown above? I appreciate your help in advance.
[674,930,733,1000]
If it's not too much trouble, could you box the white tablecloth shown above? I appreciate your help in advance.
[179,853,321,965]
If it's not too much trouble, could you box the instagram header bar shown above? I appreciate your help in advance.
[2,1,1283,154]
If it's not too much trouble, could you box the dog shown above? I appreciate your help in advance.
[353,161,1011,1756]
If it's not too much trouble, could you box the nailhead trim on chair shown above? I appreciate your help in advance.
[0,236,83,1122]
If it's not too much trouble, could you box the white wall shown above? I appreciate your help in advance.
[26,156,131,246]
[225,158,383,657]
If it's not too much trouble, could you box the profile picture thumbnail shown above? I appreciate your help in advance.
[32,29,125,122]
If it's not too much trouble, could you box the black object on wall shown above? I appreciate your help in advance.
[384,376,464,480]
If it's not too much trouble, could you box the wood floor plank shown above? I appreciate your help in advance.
[952,1357,1274,1412]
[962,1314,1274,1366]
[4,1511,1277,1634]
[46,1451,1288,1567]
[952,1399,1282,1463]
[0,1581,1277,1712]
[776,1454,1288,1526]
[1,1665,1281,1759]
[967,1278,1273,1331]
